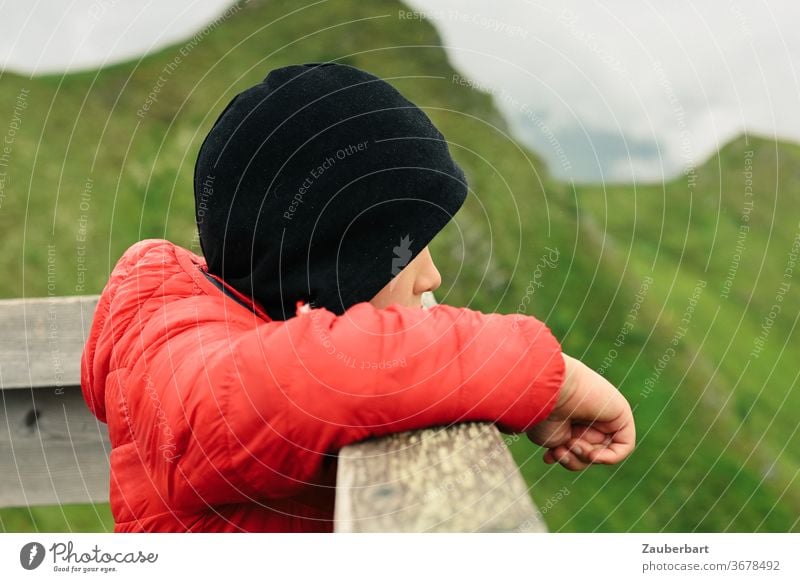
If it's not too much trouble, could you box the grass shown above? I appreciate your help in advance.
[1,0,797,532]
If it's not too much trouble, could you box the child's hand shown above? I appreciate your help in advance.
[526,353,635,471]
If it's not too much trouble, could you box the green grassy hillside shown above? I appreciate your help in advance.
[1,0,796,531]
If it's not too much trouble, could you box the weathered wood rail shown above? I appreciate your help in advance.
[0,293,546,532]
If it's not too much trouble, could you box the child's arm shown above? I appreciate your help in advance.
[139,301,565,507]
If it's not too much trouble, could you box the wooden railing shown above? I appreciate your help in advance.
[0,294,546,532]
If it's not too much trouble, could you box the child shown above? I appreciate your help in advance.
[81,63,634,532]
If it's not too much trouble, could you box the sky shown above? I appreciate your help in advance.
[0,1,235,76]
[404,0,800,182]
[2,0,798,183]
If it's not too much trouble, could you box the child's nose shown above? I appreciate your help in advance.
[417,265,442,295]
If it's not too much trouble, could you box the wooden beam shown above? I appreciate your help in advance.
[0,295,98,390]
[0,295,109,508]
[0,385,110,507]
[334,422,547,532]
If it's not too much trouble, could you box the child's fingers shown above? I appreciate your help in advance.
[567,429,616,460]
[544,429,626,468]
[565,437,598,464]
[550,445,590,471]
[587,442,629,464]
[571,424,610,445]
[585,424,635,464]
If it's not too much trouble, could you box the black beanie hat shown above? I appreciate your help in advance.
[194,62,468,320]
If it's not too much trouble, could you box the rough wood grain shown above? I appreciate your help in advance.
[334,422,548,532]
[0,295,99,390]
[0,295,110,507]
[0,385,110,507]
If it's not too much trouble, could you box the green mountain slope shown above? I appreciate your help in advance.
[0,0,796,532]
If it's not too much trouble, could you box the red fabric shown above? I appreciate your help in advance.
[80,239,565,532]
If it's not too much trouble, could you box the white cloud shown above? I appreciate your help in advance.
[0,0,237,76]
[405,0,800,181]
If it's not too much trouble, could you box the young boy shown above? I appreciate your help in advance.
[81,63,634,532]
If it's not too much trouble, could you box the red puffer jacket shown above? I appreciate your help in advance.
[80,239,565,532]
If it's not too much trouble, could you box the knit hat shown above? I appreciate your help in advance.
[194,62,468,320]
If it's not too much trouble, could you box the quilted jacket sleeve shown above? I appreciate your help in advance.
[156,301,565,507]
[81,240,565,511]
